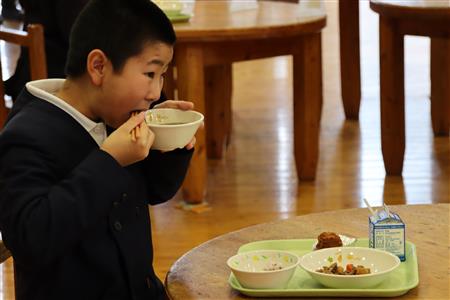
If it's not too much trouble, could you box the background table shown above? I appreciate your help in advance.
[171,1,326,203]
[166,204,449,299]
[370,0,450,175]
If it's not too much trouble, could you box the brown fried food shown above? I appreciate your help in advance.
[316,232,343,249]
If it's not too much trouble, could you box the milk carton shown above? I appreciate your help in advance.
[369,209,406,261]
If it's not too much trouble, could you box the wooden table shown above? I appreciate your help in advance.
[171,1,326,203]
[370,0,450,175]
[165,204,449,299]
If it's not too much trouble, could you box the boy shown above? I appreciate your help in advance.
[0,0,196,299]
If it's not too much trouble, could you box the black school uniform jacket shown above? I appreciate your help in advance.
[0,89,193,300]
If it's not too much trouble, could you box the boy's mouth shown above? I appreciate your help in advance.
[130,110,149,124]
[130,110,145,116]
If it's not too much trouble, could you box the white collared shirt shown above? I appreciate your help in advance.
[26,79,107,146]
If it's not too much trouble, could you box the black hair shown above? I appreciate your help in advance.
[65,0,176,77]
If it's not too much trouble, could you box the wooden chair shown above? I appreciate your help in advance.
[0,24,47,128]
[1,232,13,295]
[0,24,46,296]
[1,236,16,299]
[0,239,11,263]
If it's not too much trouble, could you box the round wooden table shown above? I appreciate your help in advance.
[165,204,449,299]
[169,1,327,203]
[370,0,450,176]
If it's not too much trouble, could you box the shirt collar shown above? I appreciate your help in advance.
[25,79,107,146]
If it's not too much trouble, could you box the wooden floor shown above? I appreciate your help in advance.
[1,1,449,298]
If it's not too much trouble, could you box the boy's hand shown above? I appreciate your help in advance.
[100,112,154,166]
[153,100,194,110]
[154,100,203,150]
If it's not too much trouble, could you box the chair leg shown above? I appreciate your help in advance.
[205,64,232,159]
[0,60,9,128]
[0,98,8,128]
[293,33,322,180]
[177,45,207,204]
[163,65,176,100]
[379,16,405,176]
[339,0,361,120]
[430,38,450,136]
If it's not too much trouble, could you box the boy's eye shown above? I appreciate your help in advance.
[145,72,155,78]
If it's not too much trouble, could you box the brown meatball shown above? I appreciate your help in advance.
[316,232,343,249]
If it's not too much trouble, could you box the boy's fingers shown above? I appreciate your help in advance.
[154,100,194,111]
[185,136,196,150]
[122,112,146,132]
[175,101,194,110]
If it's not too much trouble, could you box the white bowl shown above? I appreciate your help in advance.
[145,108,203,151]
[299,247,400,289]
[227,250,299,289]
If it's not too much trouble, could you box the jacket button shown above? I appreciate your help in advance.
[114,221,122,231]
[113,201,119,207]
[122,193,128,201]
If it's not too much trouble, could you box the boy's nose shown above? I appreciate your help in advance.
[145,91,161,102]
[145,84,162,102]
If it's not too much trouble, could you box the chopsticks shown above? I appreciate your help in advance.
[131,112,141,142]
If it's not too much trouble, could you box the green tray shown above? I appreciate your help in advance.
[229,239,419,297]
[167,12,191,23]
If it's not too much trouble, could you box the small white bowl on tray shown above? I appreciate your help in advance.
[227,250,299,289]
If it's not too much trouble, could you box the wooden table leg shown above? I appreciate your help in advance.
[224,66,232,147]
[293,33,322,180]
[163,65,176,100]
[379,16,405,175]
[176,45,207,203]
[339,0,361,120]
[430,38,450,136]
[205,64,232,159]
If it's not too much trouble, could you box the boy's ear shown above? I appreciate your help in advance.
[87,49,108,86]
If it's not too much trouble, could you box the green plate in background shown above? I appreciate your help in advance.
[166,12,191,23]
[229,239,419,298]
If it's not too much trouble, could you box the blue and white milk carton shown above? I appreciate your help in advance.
[369,208,406,261]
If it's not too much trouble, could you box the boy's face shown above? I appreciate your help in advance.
[97,42,173,128]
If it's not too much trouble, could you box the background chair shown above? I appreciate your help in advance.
[0,23,46,297]
[0,239,11,263]
[0,236,15,299]
[0,23,47,127]
[1,232,13,297]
